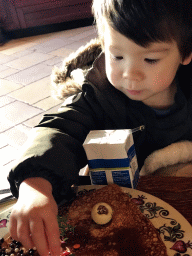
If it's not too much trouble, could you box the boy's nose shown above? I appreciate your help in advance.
[123,68,144,82]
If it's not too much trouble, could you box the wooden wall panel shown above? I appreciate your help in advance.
[1,0,92,31]
[15,1,92,28]
[0,0,20,30]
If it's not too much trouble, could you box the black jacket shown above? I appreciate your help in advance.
[8,53,192,204]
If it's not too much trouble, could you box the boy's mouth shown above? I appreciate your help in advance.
[126,89,142,95]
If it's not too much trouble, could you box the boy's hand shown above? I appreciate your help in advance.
[9,177,60,256]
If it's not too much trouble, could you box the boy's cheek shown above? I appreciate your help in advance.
[106,70,119,88]
[105,64,115,83]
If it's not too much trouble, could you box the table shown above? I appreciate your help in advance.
[137,176,192,226]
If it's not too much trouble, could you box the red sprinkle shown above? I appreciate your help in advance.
[73,244,80,249]
[61,251,70,256]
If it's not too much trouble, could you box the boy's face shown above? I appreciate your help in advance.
[104,23,188,109]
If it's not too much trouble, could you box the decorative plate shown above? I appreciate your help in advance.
[0,186,192,256]
[76,185,192,256]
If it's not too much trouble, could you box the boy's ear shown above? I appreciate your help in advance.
[182,52,192,65]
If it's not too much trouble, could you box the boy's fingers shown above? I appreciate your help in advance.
[29,219,49,256]
[9,215,18,241]
[44,215,60,256]
[16,218,34,249]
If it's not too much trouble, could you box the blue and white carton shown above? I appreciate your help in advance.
[83,129,140,188]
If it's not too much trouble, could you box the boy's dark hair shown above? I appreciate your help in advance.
[92,0,192,60]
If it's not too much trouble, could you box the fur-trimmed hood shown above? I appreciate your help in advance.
[51,38,102,100]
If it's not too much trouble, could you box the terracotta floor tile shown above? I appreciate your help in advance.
[69,28,97,42]
[0,120,14,134]
[27,38,74,53]
[0,134,8,148]
[0,50,33,65]
[0,41,39,55]
[7,49,34,59]
[0,38,29,52]
[8,76,52,104]
[48,48,74,58]
[33,96,63,111]
[54,25,95,39]
[65,35,97,51]
[24,104,62,127]
[6,63,52,85]
[0,145,19,166]
[23,114,44,128]
[0,53,18,65]
[0,79,23,96]
[0,65,9,72]
[21,31,63,44]
[0,67,19,79]
[1,124,31,148]
[0,162,15,189]
[0,101,42,132]
[42,56,63,67]
[64,40,86,51]
[0,96,16,108]
[6,52,54,70]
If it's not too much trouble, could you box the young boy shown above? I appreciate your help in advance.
[8,0,192,256]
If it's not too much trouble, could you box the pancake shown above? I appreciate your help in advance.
[58,184,168,255]
[1,184,168,256]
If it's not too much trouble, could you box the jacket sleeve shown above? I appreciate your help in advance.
[8,84,106,204]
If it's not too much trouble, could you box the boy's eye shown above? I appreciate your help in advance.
[145,58,159,64]
[115,56,123,60]
[111,54,123,60]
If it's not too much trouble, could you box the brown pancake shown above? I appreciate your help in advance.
[1,184,168,256]
[59,184,168,255]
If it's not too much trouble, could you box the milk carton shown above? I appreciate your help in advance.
[83,127,144,188]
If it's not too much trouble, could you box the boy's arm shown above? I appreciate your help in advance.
[8,86,106,204]
[9,177,60,256]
